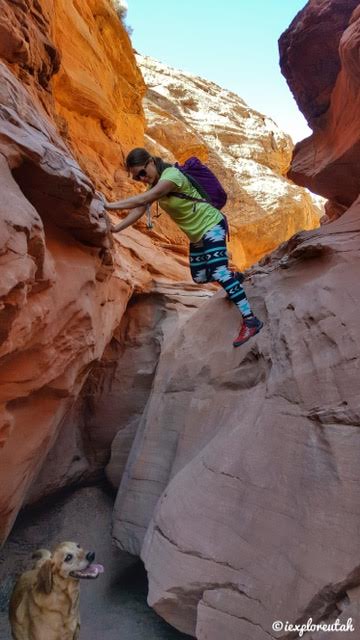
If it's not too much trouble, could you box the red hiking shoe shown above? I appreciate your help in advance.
[233,316,263,347]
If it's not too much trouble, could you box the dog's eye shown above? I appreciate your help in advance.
[64,554,73,562]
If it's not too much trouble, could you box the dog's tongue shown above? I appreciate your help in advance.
[86,564,104,577]
[73,564,104,579]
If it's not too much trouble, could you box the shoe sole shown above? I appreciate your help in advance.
[233,321,264,347]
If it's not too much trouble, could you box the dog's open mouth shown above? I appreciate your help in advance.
[70,564,104,579]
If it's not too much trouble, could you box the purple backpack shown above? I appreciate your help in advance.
[173,157,228,210]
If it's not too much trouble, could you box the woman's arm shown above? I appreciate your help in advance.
[110,206,146,233]
[105,179,176,211]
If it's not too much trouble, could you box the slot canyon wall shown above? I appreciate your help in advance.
[0,0,134,541]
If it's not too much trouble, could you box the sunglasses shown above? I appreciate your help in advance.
[132,159,151,181]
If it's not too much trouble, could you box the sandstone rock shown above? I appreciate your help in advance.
[113,199,360,637]
[137,54,323,268]
[279,0,358,127]
[106,416,139,489]
[49,0,146,193]
[279,0,360,213]
[26,281,208,503]
[0,0,60,89]
[104,285,211,490]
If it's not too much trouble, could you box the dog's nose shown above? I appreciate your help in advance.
[86,551,95,563]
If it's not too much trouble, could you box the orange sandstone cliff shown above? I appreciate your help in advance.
[49,0,146,191]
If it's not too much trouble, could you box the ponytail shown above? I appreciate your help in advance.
[152,156,172,175]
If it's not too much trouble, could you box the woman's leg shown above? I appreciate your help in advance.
[189,240,210,283]
[190,238,245,285]
[202,219,263,346]
[190,220,263,345]
[202,220,253,317]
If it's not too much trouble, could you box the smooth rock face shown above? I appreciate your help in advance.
[104,287,210,490]
[25,283,208,504]
[137,54,322,268]
[279,0,360,213]
[113,202,360,638]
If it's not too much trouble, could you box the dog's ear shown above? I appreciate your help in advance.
[37,559,53,595]
[32,548,51,566]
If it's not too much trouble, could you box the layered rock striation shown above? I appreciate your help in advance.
[49,0,146,191]
[0,0,119,542]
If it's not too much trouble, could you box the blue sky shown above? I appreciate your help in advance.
[126,0,311,143]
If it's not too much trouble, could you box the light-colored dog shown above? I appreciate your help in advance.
[9,541,104,640]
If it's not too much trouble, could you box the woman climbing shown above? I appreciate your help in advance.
[103,148,263,347]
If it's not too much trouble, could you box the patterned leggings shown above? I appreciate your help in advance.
[189,218,252,318]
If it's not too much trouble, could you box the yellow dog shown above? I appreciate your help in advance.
[9,541,104,640]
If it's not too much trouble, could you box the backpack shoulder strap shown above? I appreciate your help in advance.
[167,191,208,204]
[167,170,210,204]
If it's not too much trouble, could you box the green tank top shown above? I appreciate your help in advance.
[158,167,223,243]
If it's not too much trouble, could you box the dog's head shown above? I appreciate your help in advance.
[37,542,104,594]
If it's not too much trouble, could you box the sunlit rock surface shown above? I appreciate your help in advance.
[137,54,322,268]
[49,0,146,192]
